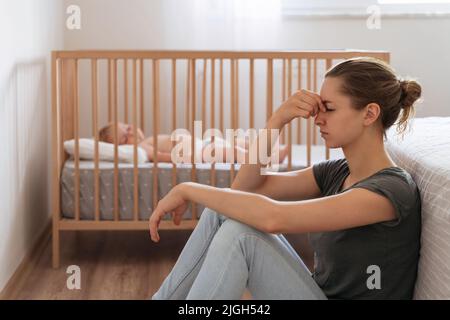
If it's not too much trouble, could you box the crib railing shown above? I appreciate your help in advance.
[51,50,390,267]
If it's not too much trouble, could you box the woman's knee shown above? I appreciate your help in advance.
[214,219,263,244]
[199,207,227,224]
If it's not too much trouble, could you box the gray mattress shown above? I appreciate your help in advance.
[61,144,344,220]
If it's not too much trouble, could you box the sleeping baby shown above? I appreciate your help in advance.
[98,122,288,164]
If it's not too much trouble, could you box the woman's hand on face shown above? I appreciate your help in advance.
[271,89,326,127]
[149,183,190,242]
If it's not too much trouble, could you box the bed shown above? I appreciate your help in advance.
[51,50,389,268]
[386,116,450,300]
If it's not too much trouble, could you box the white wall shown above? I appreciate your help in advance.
[63,0,450,120]
[0,0,63,292]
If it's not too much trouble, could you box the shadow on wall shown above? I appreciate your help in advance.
[0,58,50,281]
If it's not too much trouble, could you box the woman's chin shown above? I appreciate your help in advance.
[323,140,338,149]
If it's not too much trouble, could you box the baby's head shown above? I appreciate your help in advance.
[99,122,143,145]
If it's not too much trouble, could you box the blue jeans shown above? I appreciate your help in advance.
[151,207,327,300]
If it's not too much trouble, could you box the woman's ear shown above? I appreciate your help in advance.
[363,103,381,126]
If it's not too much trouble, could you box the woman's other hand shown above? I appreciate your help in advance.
[149,183,189,242]
[271,89,326,127]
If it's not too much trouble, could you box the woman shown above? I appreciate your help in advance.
[149,57,422,300]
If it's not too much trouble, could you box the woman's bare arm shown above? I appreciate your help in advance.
[231,116,284,192]
[231,90,325,194]
[179,183,396,234]
[149,182,396,241]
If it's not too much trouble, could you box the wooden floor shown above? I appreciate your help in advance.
[9,229,314,300]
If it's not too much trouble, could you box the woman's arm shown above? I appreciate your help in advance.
[149,182,396,242]
[272,188,397,234]
[149,182,278,241]
[231,90,326,193]
[184,183,396,234]
[230,116,284,192]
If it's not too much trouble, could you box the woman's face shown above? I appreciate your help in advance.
[315,77,366,149]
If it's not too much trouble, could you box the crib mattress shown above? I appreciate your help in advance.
[61,144,344,220]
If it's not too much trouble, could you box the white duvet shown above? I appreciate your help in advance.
[386,117,450,300]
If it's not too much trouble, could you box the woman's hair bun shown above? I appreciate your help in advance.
[399,79,421,109]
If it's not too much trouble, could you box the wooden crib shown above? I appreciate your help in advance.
[51,50,390,268]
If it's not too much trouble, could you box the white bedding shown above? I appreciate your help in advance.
[386,117,450,300]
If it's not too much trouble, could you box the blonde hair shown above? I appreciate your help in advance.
[99,123,114,143]
[325,57,422,140]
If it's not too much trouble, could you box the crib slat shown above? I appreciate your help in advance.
[235,60,240,165]
[112,59,119,221]
[313,59,318,145]
[152,59,160,212]
[190,58,197,219]
[73,59,80,221]
[297,59,302,145]
[132,59,139,220]
[108,59,112,122]
[91,59,100,221]
[201,59,207,135]
[285,59,290,145]
[266,59,273,121]
[306,58,312,167]
[171,59,177,191]
[219,59,224,133]
[140,59,145,132]
[287,59,292,171]
[249,58,254,168]
[281,59,286,145]
[267,58,274,174]
[57,58,65,202]
[325,58,332,160]
[230,59,236,184]
[210,58,216,187]
[186,60,191,131]
[51,53,60,268]
[235,59,239,133]
[249,59,254,129]
[124,59,128,123]
[59,59,65,167]
[201,58,207,193]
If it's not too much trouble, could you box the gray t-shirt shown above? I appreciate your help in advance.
[310,158,421,299]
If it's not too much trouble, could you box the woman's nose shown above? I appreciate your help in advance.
[314,111,325,125]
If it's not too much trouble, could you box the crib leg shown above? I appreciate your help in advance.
[52,224,60,269]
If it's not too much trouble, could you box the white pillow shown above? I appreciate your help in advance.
[64,138,148,164]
